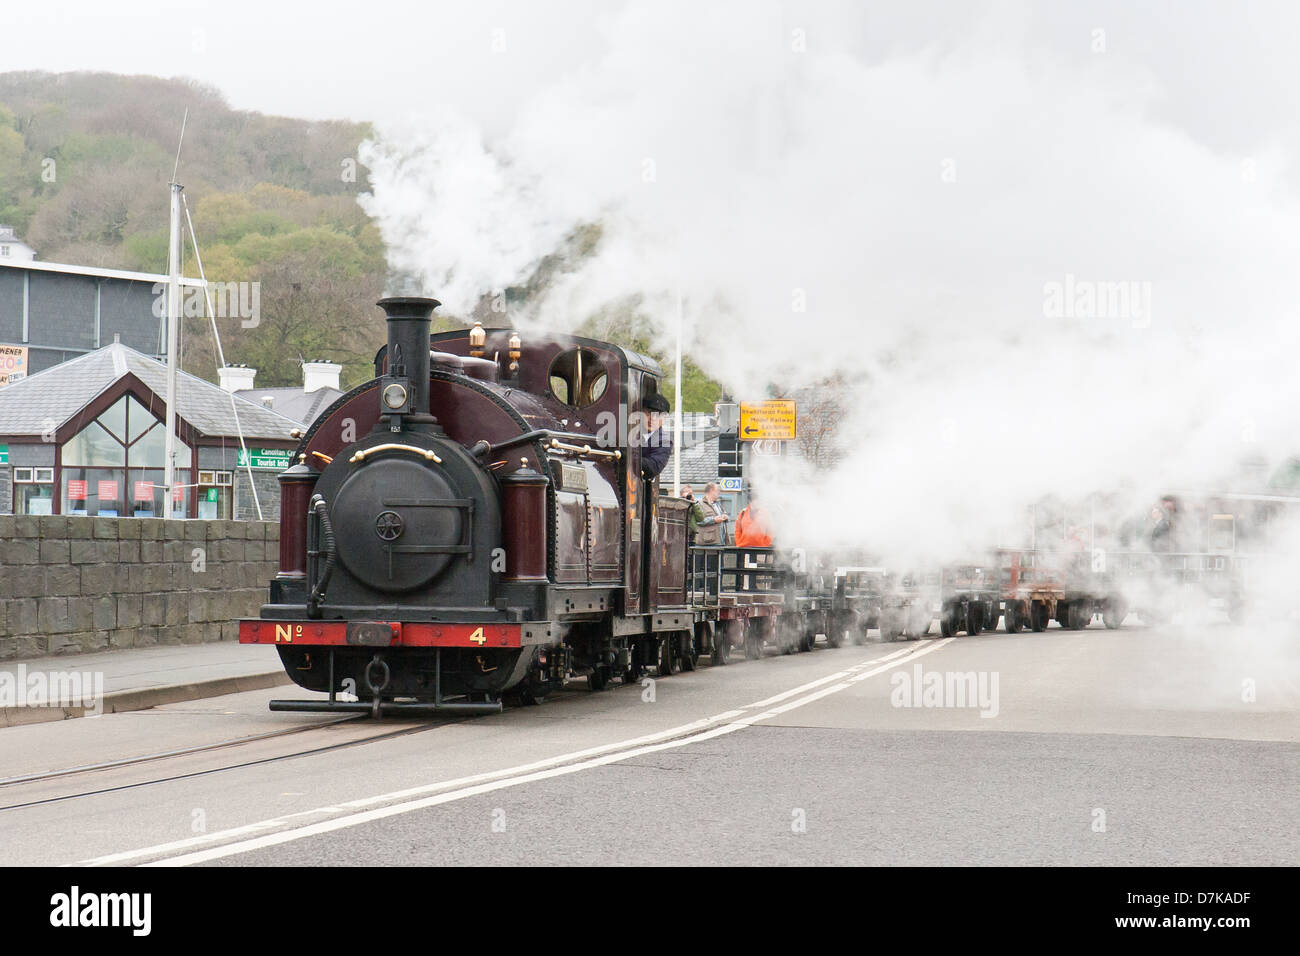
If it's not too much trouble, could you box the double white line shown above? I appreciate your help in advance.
[81,638,953,866]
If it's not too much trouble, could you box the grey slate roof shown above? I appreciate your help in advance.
[0,342,303,440]
[671,412,720,485]
[239,386,345,426]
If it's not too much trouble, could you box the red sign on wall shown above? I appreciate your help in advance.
[97,480,119,500]
[67,480,88,500]
[173,485,184,503]
[133,481,154,500]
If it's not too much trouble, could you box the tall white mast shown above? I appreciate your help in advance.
[164,180,182,517]
[164,111,187,518]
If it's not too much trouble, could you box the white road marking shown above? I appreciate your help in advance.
[79,639,953,867]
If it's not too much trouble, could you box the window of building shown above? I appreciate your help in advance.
[13,467,55,515]
[196,470,233,519]
[1,245,10,257]
[61,395,192,517]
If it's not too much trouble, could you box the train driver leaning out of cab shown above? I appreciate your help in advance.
[693,481,731,546]
[640,392,673,481]
[734,491,774,548]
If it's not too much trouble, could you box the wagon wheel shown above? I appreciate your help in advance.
[588,666,609,691]
[826,616,844,649]
[966,604,981,636]
[657,635,677,676]
[1031,602,1050,632]
[1067,602,1089,630]
[1101,599,1127,630]
[744,629,764,660]
[680,631,698,672]
[1004,602,1022,633]
[624,644,646,684]
[856,617,873,645]
[712,626,730,665]
[940,614,954,638]
[778,619,798,654]
[985,602,1000,632]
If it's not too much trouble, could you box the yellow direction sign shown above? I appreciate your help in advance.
[739,400,797,441]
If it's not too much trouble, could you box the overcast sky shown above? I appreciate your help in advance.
[10,1,1300,552]
[7,0,1300,164]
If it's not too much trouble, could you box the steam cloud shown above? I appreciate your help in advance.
[357,0,1300,566]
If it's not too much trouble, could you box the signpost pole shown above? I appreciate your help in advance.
[673,291,682,497]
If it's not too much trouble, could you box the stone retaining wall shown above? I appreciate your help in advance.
[0,515,277,659]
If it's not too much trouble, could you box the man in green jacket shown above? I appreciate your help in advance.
[692,482,730,546]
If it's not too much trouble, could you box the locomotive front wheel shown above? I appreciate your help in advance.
[507,683,547,706]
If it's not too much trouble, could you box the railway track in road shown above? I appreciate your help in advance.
[79,640,954,866]
[0,714,457,812]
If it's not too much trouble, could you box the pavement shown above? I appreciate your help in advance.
[0,641,288,727]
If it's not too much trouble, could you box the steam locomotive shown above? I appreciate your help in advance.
[239,297,806,715]
[240,297,1284,717]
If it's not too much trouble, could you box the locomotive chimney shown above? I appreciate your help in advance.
[377,296,439,429]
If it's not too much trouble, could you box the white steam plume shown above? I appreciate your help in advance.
[358,1,1300,562]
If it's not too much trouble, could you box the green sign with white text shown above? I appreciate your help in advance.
[236,447,293,470]
[0,444,7,464]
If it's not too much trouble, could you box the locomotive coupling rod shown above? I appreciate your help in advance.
[548,438,621,460]
[269,699,504,716]
[349,443,443,464]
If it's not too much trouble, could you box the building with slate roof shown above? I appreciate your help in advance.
[0,256,189,376]
[0,340,301,520]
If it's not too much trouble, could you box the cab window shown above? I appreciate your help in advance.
[548,347,609,408]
